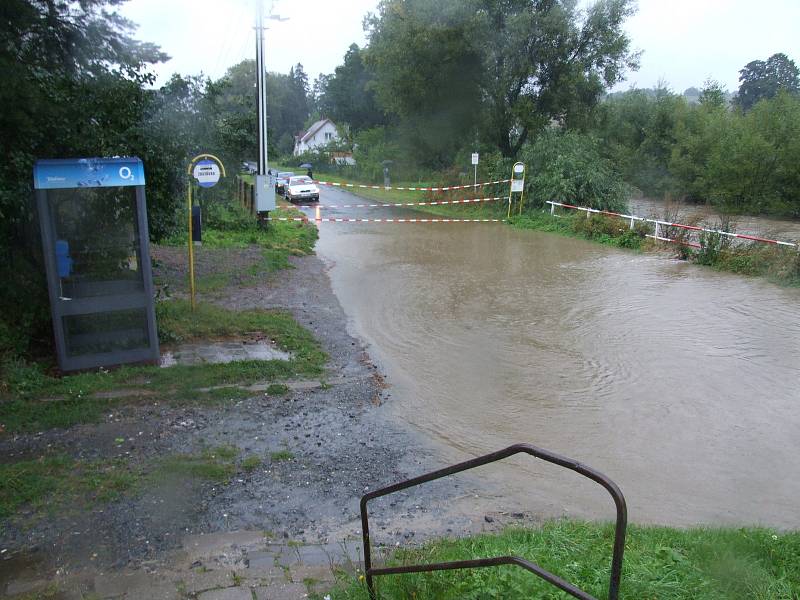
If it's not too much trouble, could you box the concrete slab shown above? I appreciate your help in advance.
[180,570,233,594]
[197,588,254,600]
[288,565,334,584]
[253,582,308,600]
[182,530,267,563]
[233,565,285,588]
[161,341,292,368]
[245,550,277,570]
[93,571,153,598]
[122,581,181,600]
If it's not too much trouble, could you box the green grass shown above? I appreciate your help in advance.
[0,300,327,432]
[0,455,140,520]
[328,521,800,599]
[155,445,240,483]
[266,383,290,396]
[0,444,267,521]
[269,450,294,462]
[157,201,317,294]
[241,455,262,471]
[165,205,317,254]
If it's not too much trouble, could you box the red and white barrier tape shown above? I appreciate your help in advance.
[269,217,503,223]
[312,179,510,192]
[313,196,504,209]
[548,201,798,248]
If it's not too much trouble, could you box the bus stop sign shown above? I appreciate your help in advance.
[193,159,221,188]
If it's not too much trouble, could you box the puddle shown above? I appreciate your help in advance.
[160,341,292,367]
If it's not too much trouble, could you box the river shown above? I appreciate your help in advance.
[308,188,800,529]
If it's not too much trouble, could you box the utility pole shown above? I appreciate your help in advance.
[253,1,286,218]
[255,0,267,176]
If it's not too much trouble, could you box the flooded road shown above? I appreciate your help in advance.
[309,188,800,528]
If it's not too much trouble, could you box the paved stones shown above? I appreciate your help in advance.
[253,582,308,600]
[197,588,255,600]
[2,541,344,600]
[93,571,154,597]
[180,569,234,594]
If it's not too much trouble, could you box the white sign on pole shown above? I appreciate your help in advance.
[193,160,221,188]
[471,153,479,165]
[511,179,525,193]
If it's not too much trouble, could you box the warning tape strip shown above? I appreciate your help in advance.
[313,196,504,209]
[312,179,510,192]
[268,217,504,223]
[548,201,799,248]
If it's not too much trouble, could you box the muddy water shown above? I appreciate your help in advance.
[311,188,800,528]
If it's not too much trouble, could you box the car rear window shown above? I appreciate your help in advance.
[290,177,312,185]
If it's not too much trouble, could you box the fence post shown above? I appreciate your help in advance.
[630,217,635,230]
[654,221,660,240]
[550,202,555,216]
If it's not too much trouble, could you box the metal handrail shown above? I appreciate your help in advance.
[360,443,627,600]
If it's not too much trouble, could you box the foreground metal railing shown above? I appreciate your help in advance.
[360,443,627,600]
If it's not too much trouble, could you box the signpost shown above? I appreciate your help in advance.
[508,162,526,218]
[471,152,479,186]
[186,154,226,310]
[192,159,221,188]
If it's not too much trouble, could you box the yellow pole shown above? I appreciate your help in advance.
[186,154,226,312]
[187,180,196,311]
[507,165,514,219]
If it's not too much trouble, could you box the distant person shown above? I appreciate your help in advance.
[307,167,313,180]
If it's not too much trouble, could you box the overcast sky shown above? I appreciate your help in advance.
[120,0,800,94]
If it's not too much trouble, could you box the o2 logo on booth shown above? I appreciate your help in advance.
[119,166,134,181]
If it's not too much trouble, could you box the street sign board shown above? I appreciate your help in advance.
[511,179,524,192]
[193,160,221,188]
[471,152,479,165]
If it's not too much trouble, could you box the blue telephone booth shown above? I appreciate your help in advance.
[33,157,159,371]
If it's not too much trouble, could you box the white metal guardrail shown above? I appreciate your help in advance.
[546,201,798,249]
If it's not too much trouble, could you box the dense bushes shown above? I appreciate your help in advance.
[520,131,629,213]
[597,87,800,217]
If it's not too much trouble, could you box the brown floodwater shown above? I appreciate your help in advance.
[310,188,800,528]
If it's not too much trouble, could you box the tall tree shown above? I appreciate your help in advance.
[0,0,167,243]
[365,0,638,162]
[0,0,167,356]
[317,44,387,132]
[736,53,800,111]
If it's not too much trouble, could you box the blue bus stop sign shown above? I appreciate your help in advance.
[193,159,221,188]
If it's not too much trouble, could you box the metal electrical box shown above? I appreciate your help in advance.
[33,157,160,372]
[254,174,276,213]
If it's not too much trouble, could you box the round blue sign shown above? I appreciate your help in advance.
[193,159,221,188]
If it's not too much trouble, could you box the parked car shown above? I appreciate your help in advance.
[285,176,320,203]
[275,171,295,195]
[241,161,257,174]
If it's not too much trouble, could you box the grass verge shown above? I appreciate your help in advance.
[156,202,317,294]
[0,300,326,432]
[326,521,800,599]
[1,444,264,521]
[0,455,140,520]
